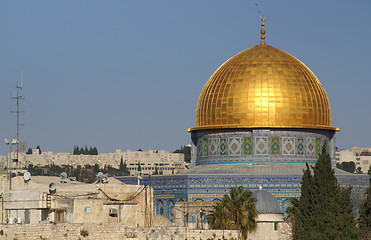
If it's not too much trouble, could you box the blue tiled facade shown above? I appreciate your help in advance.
[117,172,370,222]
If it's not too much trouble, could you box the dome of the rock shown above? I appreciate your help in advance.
[192,44,335,132]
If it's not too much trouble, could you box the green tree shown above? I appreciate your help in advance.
[92,146,98,155]
[73,146,79,155]
[285,197,299,225]
[293,147,358,240]
[358,165,371,240]
[137,162,142,173]
[26,148,32,154]
[208,186,257,240]
[154,166,159,175]
[174,145,191,163]
[93,164,100,173]
[336,161,356,173]
[118,157,130,176]
[36,145,42,154]
[119,157,124,172]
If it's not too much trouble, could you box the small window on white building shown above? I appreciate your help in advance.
[109,208,118,217]
[85,207,90,213]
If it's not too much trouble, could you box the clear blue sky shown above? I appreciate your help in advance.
[0,0,370,155]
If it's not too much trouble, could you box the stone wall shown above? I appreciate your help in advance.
[0,223,239,240]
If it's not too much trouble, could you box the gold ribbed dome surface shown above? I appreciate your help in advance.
[192,44,336,131]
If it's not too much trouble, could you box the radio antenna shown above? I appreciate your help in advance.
[11,70,25,164]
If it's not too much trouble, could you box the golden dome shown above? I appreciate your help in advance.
[191,44,337,131]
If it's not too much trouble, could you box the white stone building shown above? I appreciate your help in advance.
[336,146,371,173]
[1,149,188,175]
[0,174,153,226]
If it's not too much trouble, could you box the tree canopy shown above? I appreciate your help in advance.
[207,186,257,240]
[358,164,371,240]
[36,145,42,154]
[119,157,130,176]
[174,145,191,163]
[336,161,356,173]
[26,148,32,154]
[293,146,358,240]
[73,145,98,155]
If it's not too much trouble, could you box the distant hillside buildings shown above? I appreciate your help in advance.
[0,149,188,176]
[336,146,371,173]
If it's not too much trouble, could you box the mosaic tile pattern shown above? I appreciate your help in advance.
[158,200,164,216]
[168,200,175,220]
[220,138,227,155]
[254,136,268,156]
[203,139,208,157]
[297,138,305,156]
[243,137,253,155]
[120,171,369,222]
[316,138,321,154]
[228,137,242,156]
[282,137,295,156]
[193,130,333,162]
[271,137,280,155]
[208,138,219,156]
[306,137,315,156]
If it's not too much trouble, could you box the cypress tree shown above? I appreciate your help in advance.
[123,162,129,176]
[137,161,141,173]
[293,163,314,239]
[89,146,93,155]
[36,145,42,154]
[358,165,371,239]
[26,148,32,155]
[92,146,98,155]
[119,157,124,172]
[293,146,358,240]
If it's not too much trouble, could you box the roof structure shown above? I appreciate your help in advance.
[252,188,281,214]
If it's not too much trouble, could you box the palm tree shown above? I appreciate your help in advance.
[208,186,257,240]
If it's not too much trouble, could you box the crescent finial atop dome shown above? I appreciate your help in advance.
[260,15,266,45]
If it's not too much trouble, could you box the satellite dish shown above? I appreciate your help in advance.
[23,171,31,182]
[60,172,68,183]
[97,172,108,184]
[49,183,56,194]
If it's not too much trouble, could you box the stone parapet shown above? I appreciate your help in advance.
[0,223,239,240]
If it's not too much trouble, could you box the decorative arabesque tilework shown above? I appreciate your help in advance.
[316,138,321,154]
[228,137,242,156]
[243,137,253,155]
[158,200,164,216]
[306,137,315,156]
[282,137,295,156]
[168,200,175,220]
[220,138,227,155]
[254,136,268,156]
[297,138,305,156]
[203,139,208,157]
[271,137,280,155]
[208,138,219,156]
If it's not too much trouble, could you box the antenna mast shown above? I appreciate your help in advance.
[11,70,24,163]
